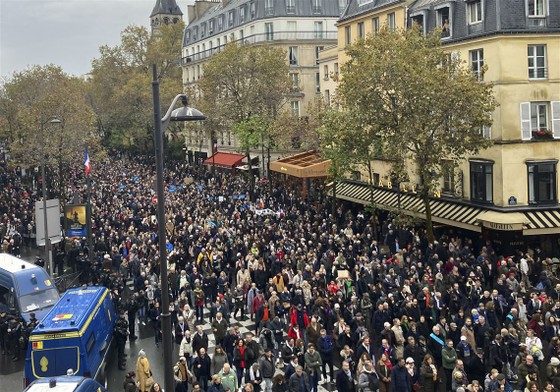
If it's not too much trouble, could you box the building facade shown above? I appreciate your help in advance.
[327,0,560,253]
[180,0,346,163]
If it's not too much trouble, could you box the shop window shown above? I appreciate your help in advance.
[470,161,493,203]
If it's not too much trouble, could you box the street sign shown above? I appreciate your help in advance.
[35,199,62,246]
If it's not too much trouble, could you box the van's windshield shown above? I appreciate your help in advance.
[19,288,59,313]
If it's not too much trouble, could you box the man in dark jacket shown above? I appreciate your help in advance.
[391,358,412,392]
[193,347,212,391]
[317,329,335,383]
[335,360,356,392]
[259,348,275,392]
[288,365,311,392]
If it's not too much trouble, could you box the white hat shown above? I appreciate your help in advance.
[460,336,467,341]
[551,357,560,366]
[405,357,414,363]
[138,349,146,357]
[384,322,391,328]
[104,254,111,259]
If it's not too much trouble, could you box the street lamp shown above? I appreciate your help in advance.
[40,116,62,277]
[151,64,206,392]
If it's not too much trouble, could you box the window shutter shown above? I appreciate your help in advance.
[552,101,560,138]
[520,102,532,140]
[483,125,491,138]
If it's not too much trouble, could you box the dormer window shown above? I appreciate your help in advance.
[527,0,546,17]
[209,20,214,34]
[436,6,451,38]
[286,0,295,14]
[217,15,224,31]
[240,7,246,23]
[466,0,483,24]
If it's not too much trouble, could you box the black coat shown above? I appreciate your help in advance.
[335,370,356,392]
[192,354,212,379]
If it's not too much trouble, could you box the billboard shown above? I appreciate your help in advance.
[64,204,87,237]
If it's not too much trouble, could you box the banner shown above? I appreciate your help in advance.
[64,204,87,237]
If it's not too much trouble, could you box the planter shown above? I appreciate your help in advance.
[532,130,553,140]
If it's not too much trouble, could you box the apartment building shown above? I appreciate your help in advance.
[328,0,560,253]
[181,0,347,161]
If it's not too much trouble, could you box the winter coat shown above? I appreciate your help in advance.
[211,352,228,376]
[135,356,152,392]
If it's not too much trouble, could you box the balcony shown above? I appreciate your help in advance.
[181,31,338,66]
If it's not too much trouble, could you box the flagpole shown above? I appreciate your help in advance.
[85,147,94,267]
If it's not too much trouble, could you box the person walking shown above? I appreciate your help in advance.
[123,371,138,392]
[304,344,322,392]
[335,360,357,392]
[193,347,212,391]
[135,350,153,392]
[259,348,275,392]
[442,339,457,392]
[288,365,311,392]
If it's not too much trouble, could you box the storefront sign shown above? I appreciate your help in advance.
[481,221,524,231]
[366,178,441,198]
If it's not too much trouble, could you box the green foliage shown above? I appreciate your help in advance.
[329,26,498,240]
[88,22,185,153]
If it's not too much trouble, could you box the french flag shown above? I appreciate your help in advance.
[84,147,91,176]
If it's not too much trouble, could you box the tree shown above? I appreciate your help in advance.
[335,27,497,242]
[198,42,291,196]
[0,65,98,202]
[87,22,184,154]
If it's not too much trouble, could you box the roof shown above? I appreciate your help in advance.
[204,152,246,168]
[339,0,406,22]
[151,0,183,17]
[270,151,331,178]
[33,286,108,334]
[0,253,42,274]
[25,376,105,392]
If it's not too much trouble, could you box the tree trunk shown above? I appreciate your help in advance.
[422,190,435,243]
[246,147,255,201]
[366,160,379,241]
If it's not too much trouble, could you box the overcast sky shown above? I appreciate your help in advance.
[0,0,194,79]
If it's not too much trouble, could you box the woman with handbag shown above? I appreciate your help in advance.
[376,353,392,392]
[136,350,154,392]
[419,354,438,392]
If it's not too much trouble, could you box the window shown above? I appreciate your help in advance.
[467,0,483,24]
[265,22,273,40]
[469,49,484,80]
[314,21,324,39]
[239,29,244,41]
[520,101,560,140]
[228,11,234,27]
[470,161,493,203]
[387,13,396,31]
[250,2,256,19]
[324,89,331,105]
[315,46,324,64]
[411,15,424,33]
[345,26,351,46]
[373,17,380,34]
[313,0,322,14]
[209,20,214,34]
[528,45,547,79]
[480,125,491,138]
[358,22,365,39]
[334,63,339,80]
[86,332,96,354]
[528,162,557,204]
[265,0,274,16]
[291,101,300,117]
[240,7,246,23]
[289,46,298,65]
[217,16,223,31]
[286,0,295,14]
[324,65,329,81]
[287,21,297,36]
[527,0,546,17]
[315,72,321,93]
[201,23,206,38]
[436,7,451,37]
[442,164,455,194]
[290,73,300,91]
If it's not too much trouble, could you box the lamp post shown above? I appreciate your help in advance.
[40,116,62,277]
[151,64,206,392]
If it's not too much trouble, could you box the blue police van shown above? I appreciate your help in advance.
[24,286,117,387]
[0,253,59,322]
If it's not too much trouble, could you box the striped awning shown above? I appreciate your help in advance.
[522,210,560,235]
[335,182,486,232]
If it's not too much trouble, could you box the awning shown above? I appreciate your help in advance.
[335,181,485,232]
[477,211,528,231]
[203,152,246,169]
[270,151,330,178]
[522,210,560,235]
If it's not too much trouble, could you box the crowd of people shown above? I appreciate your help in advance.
[1,155,560,392]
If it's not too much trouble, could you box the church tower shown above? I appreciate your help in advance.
[150,0,183,35]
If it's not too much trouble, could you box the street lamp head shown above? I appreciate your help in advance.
[49,118,62,124]
[170,101,206,122]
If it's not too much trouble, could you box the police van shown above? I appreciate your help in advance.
[0,253,59,322]
[24,286,117,387]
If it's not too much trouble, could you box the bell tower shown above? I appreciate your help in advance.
[150,0,183,36]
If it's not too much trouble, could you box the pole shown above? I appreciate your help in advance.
[152,63,174,392]
[40,121,52,276]
[86,170,94,266]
